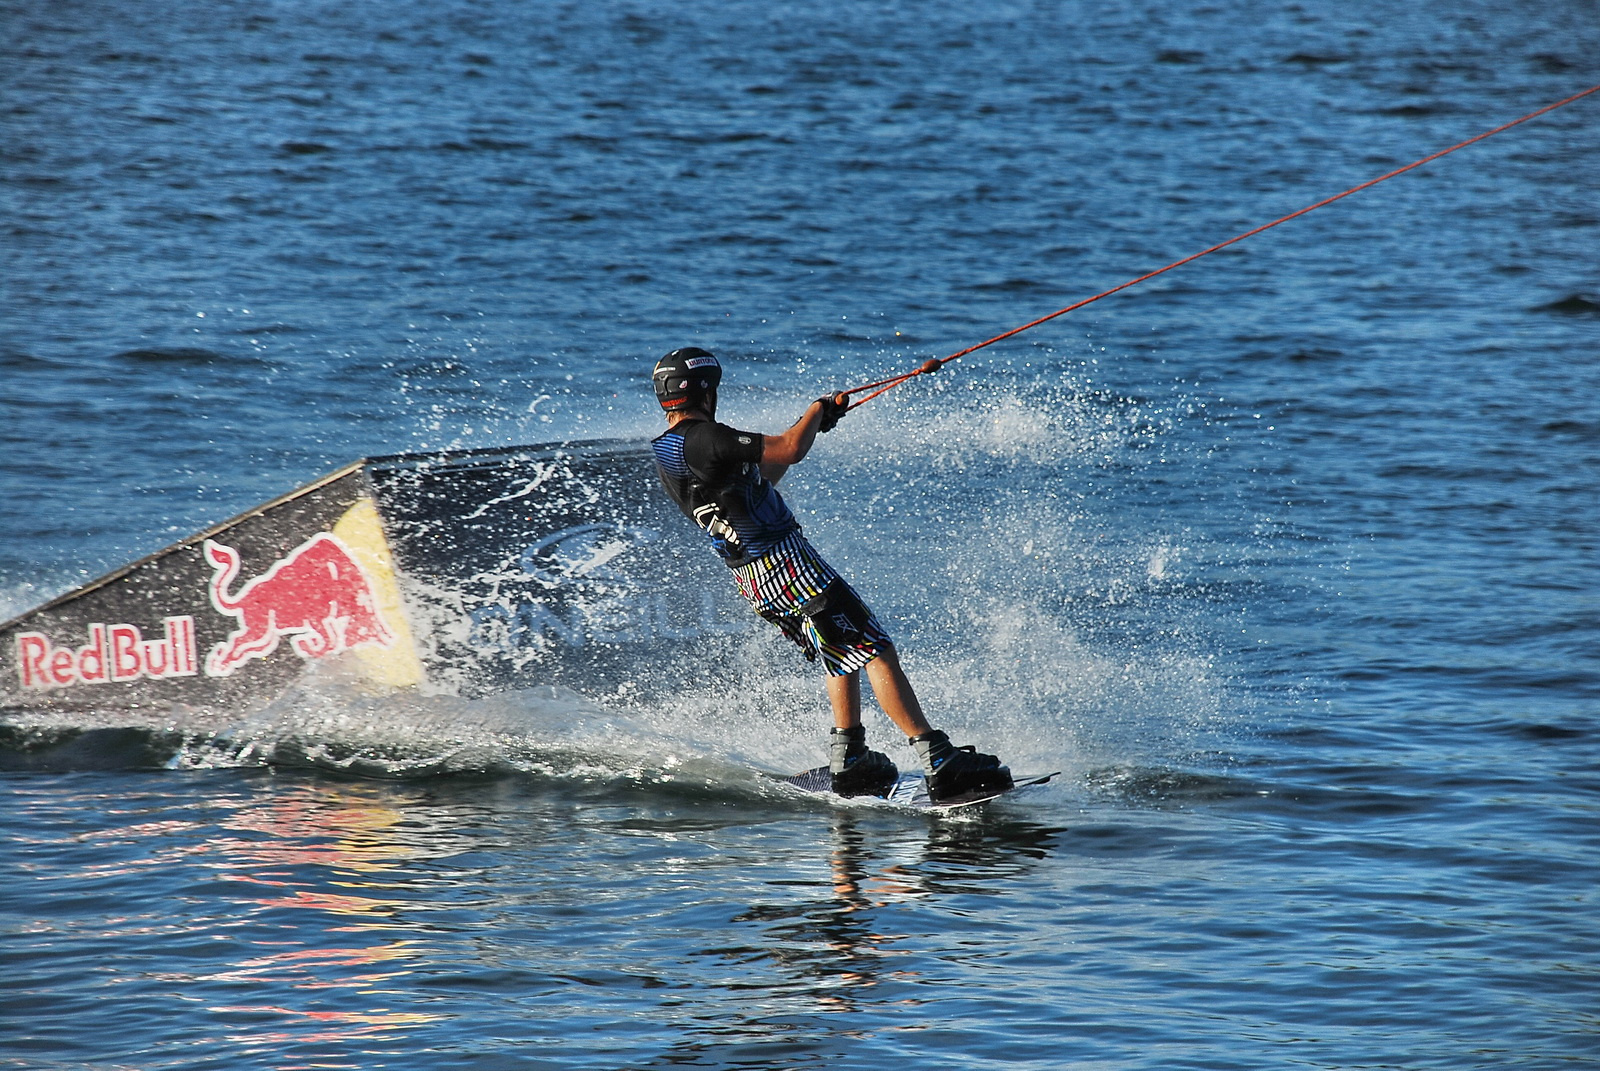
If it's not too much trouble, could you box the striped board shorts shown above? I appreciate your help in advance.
[730,530,893,676]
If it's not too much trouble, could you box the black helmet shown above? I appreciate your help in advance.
[653,347,721,410]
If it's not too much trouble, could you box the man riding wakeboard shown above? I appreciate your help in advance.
[648,346,1012,802]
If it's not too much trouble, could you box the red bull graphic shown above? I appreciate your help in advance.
[14,617,199,690]
[205,534,395,677]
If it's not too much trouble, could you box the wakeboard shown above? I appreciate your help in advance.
[776,766,1058,811]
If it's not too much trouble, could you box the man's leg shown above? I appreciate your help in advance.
[827,670,862,730]
[865,647,1011,801]
[863,647,933,738]
[825,645,932,735]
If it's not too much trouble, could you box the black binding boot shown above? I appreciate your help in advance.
[829,726,898,797]
[910,729,1013,801]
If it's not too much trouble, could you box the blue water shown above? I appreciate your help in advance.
[4,0,1599,1067]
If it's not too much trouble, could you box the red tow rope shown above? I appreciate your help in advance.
[840,83,1600,410]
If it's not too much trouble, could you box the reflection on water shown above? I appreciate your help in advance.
[7,768,1069,1066]
[718,809,1066,1020]
[208,1004,444,1049]
[205,790,463,1053]
[8,774,501,1057]
[14,752,1593,1069]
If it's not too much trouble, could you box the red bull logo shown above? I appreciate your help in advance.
[204,534,395,677]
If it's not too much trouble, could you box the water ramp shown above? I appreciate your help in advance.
[2,440,744,721]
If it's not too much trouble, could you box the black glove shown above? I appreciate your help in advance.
[816,393,849,433]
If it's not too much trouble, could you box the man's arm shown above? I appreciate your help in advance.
[759,400,828,484]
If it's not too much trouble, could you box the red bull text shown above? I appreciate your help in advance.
[16,617,199,689]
